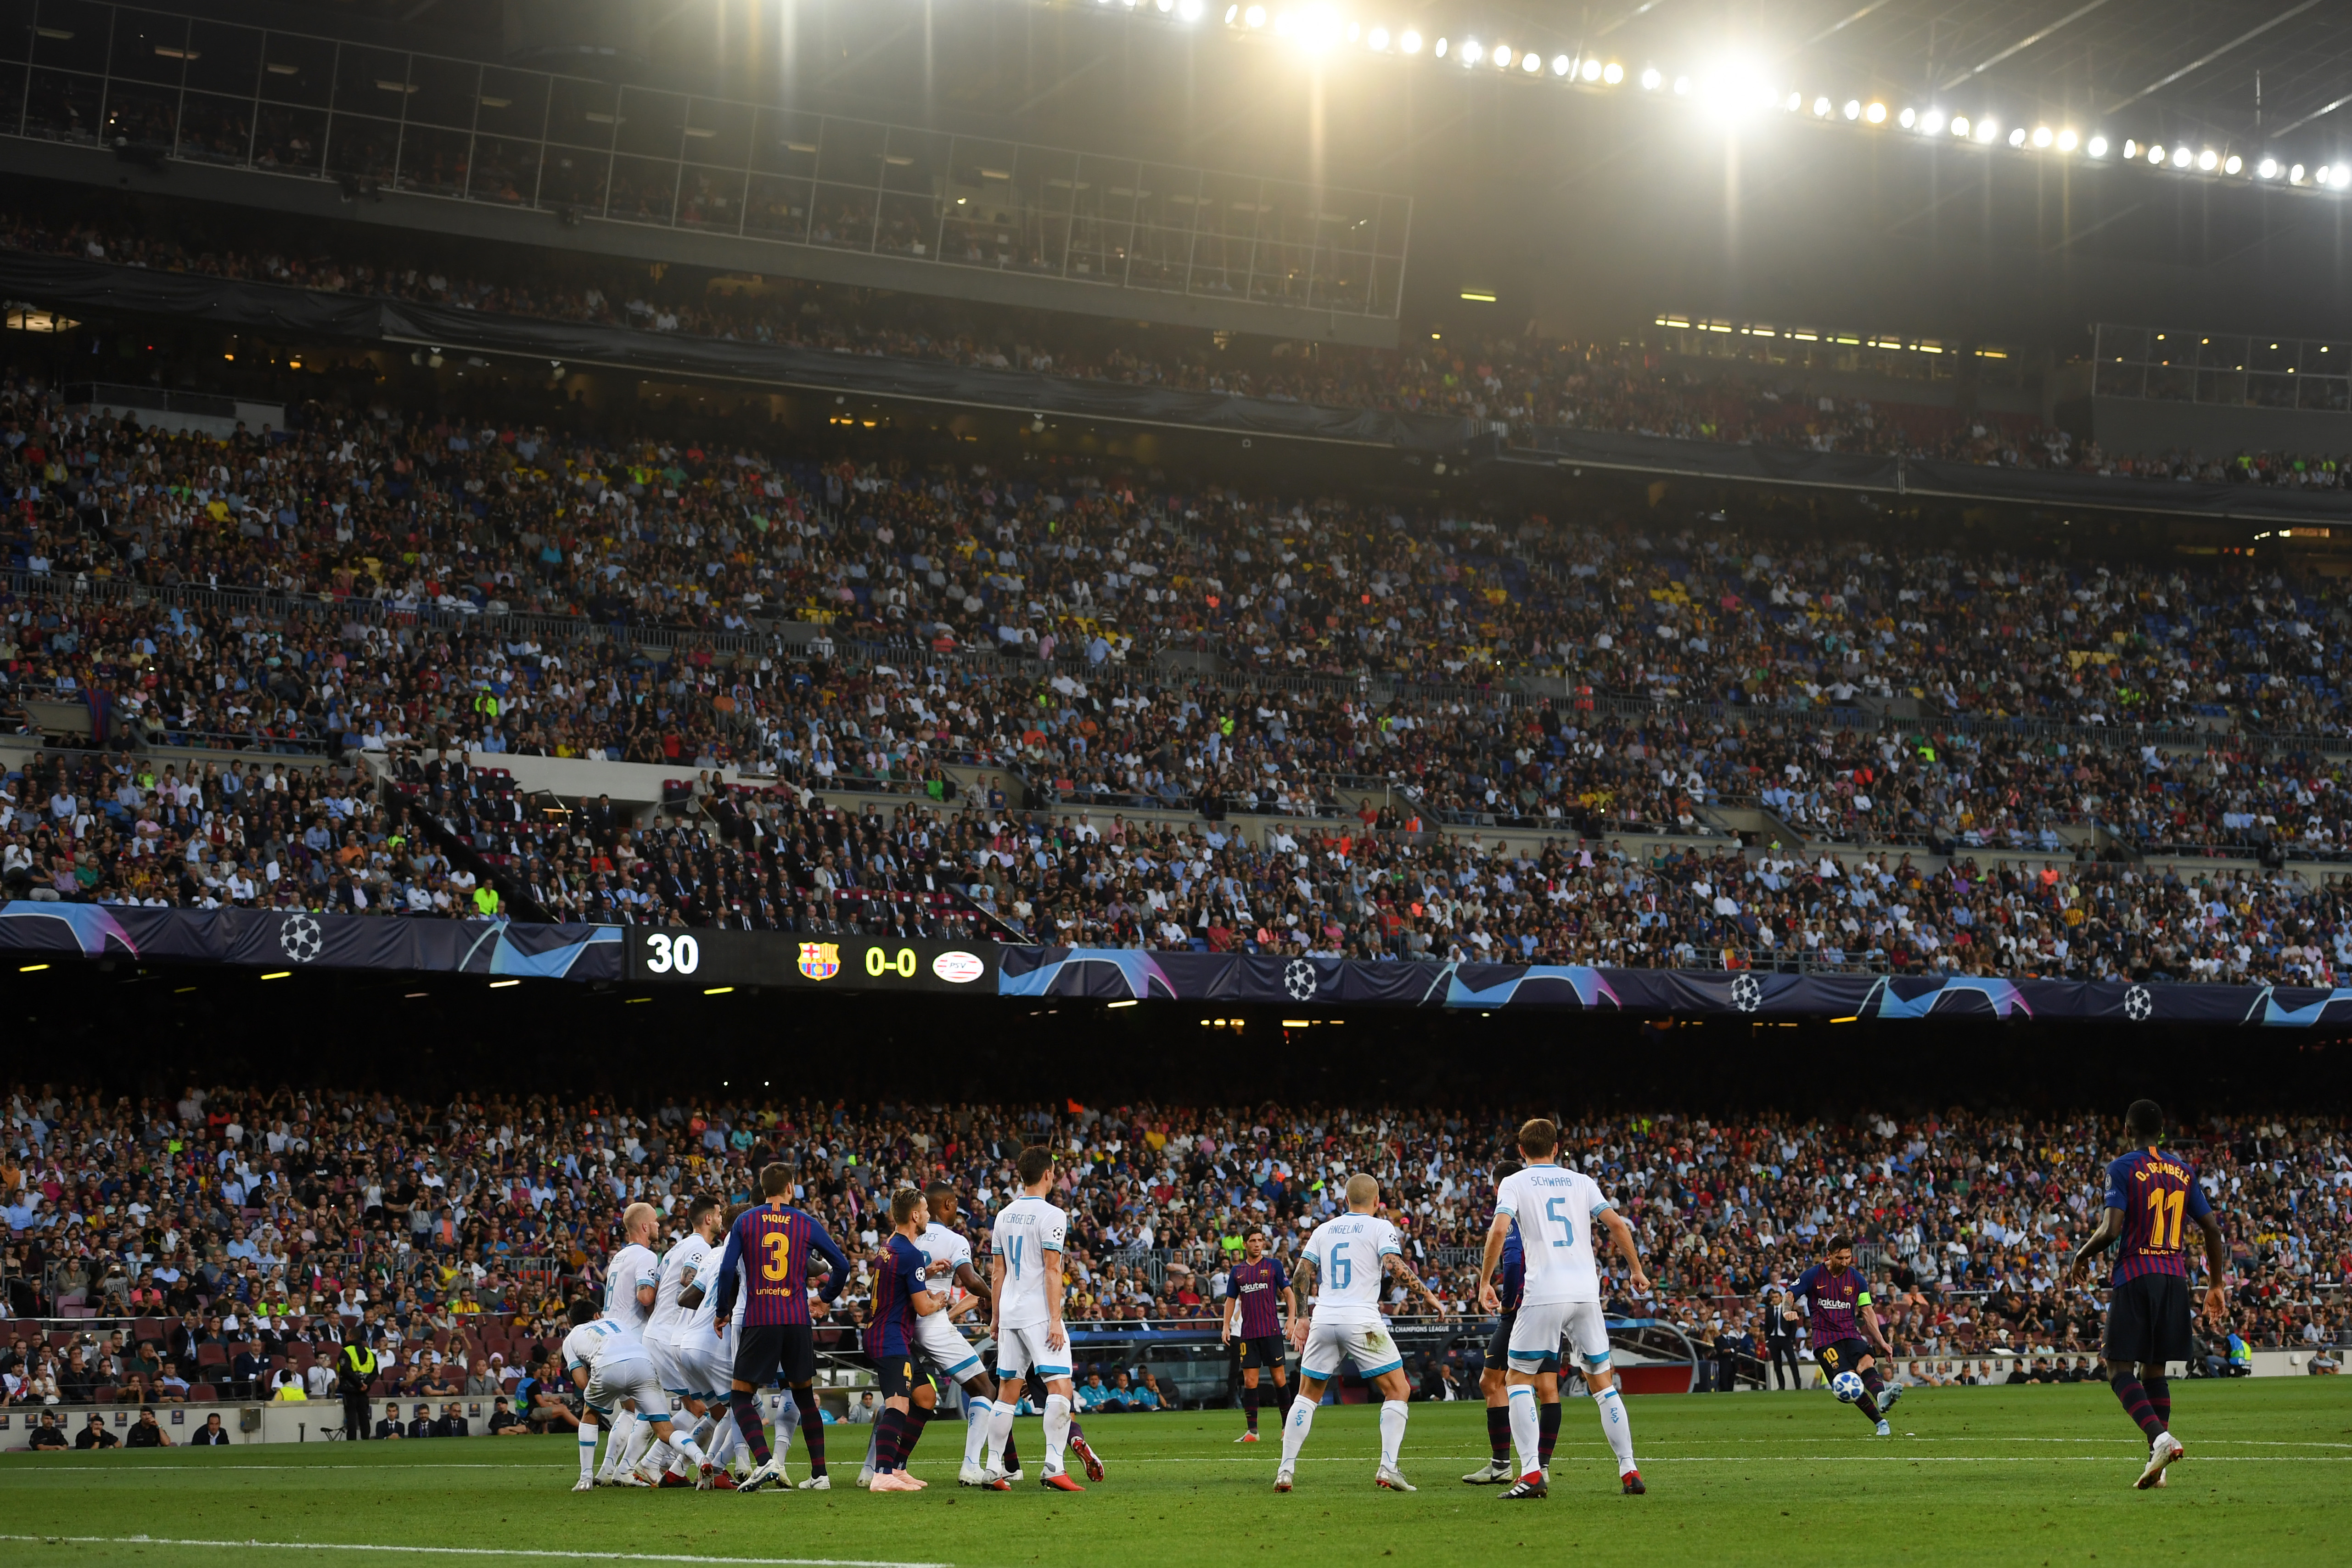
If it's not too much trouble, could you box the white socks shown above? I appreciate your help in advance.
[1508,1385,1541,1480]
[1043,1394,1072,1474]
[578,1425,599,1479]
[706,1416,740,1471]
[963,1396,994,1468]
[1378,1399,1408,1471]
[984,1397,1016,1472]
[772,1391,799,1468]
[1278,1394,1317,1469]
[597,1409,636,1477]
[1595,1386,1637,1476]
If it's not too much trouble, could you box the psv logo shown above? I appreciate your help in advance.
[797,942,841,980]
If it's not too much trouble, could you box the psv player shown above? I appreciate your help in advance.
[2066,1099,2228,1490]
[1221,1227,1295,1443]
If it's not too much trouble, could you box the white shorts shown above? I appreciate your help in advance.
[1300,1316,1402,1383]
[995,1321,1071,1383]
[1507,1300,1612,1375]
[583,1354,672,1420]
[673,1323,734,1401]
[644,1333,687,1398]
[915,1310,982,1382]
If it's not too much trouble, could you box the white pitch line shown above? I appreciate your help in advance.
[0,1536,941,1567]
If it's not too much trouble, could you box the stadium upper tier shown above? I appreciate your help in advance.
[1,1090,2341,1382]
[5,204,2350,494]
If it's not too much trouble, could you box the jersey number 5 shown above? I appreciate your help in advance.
[1544,1197,1576,1248]
[759,1231,791,1281]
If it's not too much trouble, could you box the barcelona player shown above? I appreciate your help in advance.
[1791,1236,1900,1435]
[2066,1099,2229,1490]
[1462,1158,1524,1485]
[708,1162,851,1495]
[1221,1226,1295,1443]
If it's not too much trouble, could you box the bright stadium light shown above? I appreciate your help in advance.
[2148,144,2166,165]
[1950,115,1970,137]
[1366,26,1386,48]
[1842,99,1861,120]
[1552,53,1572,75]
[1401,29,1420,52]
[1640,66,1662,90]
[1432,35,1446,56]
[2257,157,2279,178]
[1490,45,1510,68]
[1244,4,1265,24]
[2172,146,2192,168]
[2290,162,2305,181]
[2088,135,2107,157]
[2056,129,2077,152]
[2031,126,2052,148]
[1460,38,1481,63]
[1178,0,1202,16]
[1864,101,1886,124]
[2198,149,2218,171]
[1582,57,1602,81]
[1785,91,1802,111]
[2121,138,2135,158]
[1975,119,1996,142]
[2224,154,2242,174]
[1813,95,1832,117]
[1898,107,1916,128]
[1674,74,1690,94]
[2008,126,2026,146]
[1919,108,1943,134]
[1522,51,1541,73]
[1602,61,1623,84]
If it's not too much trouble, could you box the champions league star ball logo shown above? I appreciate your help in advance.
[278,913,324,964]
[2124,984,2154,1022]
[1282,960,1320,1002]
[797,942,841,981]
[1729,973,1763,1013]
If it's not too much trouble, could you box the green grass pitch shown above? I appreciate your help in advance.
[1,1383,2344,1566]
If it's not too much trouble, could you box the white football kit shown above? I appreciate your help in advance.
[562,1317,670,1419]
[1492,1163,1615,1374]
[606,1242,660,1334]
[644,1233,711,1398]
[912,1220,982,1380]
[990,1195,1071,1381]
[1297,1212,1404,1382]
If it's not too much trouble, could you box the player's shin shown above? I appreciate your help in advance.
[797,1395,829,1476]
[1536,1399,1561,1471]
[671,1427,708,1469]
[1241,1384,1260,1432]
[1378,1399,1409,1471]
[962,1396,993,1467]
[984,1397,1016,1471]
[1277,1394,1317,1467]
[578,1422,600,1480]
[2144,1374,2171,1440]
[729,1390,773,1466]
[1485,1404,1512,1462]
[1594,1385,1638,1477]
[597,1408,635,1476]
[2110,1371,2167,1441]
[1043,1393,1073,1473]
[1506,1384,1541,1480]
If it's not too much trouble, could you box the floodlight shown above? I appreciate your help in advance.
[2120,139,2135,157]
[1950,115,1969,137]
[1673,75,1689,95]
[1785,91,1802,111]
[1975,120,1996,142]
[1490,45,1510,68]
[1401,29,1421,52]
[2171,146,2190,168]
[2056,129,2077,152]
[1522,51,1540,73]
[1919,109,1943,134]
[2030,126,2051,148]
[1602,62,1623,84]
[2089,135,2107,157]
[1898,107,1916,129]
[1461,39,1481,63]
[2224,154,2242,174]
[2198,149,2217,171]
[1640,67,1662,90]
[2148,145,2165,165]
[1225,3,1239,19]
[2008,127,2026,147]
[2257,157,2278,178]
[2290,163,2305,182]
[1550,55,1569,76]
[1813,96,1832,117]
[1582,58,1602,81]
[1864,102,1886,124]
[1432,35,1446,56]
[1842,99,1860,120]
[1179,0,1202,14]
[1245,4,1264,24]
[2323,164,2338,186]
[1367,26,1387,48]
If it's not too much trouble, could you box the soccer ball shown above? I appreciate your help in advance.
[1830,1370,1866,1404]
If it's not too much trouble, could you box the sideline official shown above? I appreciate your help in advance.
[337,1342,380,1440]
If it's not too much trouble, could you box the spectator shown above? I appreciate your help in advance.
[24,1411,67,1450]
[190,1412,232,1446]
[373,1402,405,1440]
[124,1406,172,1449]
[73,1413,119,1450]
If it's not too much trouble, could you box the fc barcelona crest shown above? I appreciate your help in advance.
[797,942,841,981]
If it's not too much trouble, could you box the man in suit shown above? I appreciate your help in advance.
[372,1401,405,1440]
[190,1412,232,1446]
[406,1403,434,1440]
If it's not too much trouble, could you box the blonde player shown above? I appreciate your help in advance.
[1478,1117,1651,1499]
[596,1202,662,1484]
[1274,1173,1446,1494]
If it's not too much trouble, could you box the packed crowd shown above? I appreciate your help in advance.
[11,203,2352,491]
[0,1086,2342,1414]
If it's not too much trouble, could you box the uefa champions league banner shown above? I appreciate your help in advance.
[0,902,624,981]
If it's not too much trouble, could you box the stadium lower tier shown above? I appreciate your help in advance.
[1,1087,2341,1399]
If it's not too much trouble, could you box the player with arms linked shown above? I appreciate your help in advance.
[1221,1225,1295,1443]
[708,1162,851,1495]
[2066,1098,2229,1490]
[1792,1235,1902,1436]
[1462,1158,1525,1485]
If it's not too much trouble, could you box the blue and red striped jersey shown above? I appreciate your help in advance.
[2104,1148,2213,1284]
[709,1201,849,1327]
[1496,1226,1525,1313]
[1226,1257,1289,1338]
[863,1233,931,1360]
[1792,1264,1870,1344]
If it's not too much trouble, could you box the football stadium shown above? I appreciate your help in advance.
[0,0,2348,1563]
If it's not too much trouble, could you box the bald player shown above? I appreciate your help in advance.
[595,1202,662,1484]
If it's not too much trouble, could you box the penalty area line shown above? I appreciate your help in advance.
[0,1536,944,1567]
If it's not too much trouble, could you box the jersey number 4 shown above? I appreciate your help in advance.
[1544,1197,1577,1248]
[1008,1237,1024,1278]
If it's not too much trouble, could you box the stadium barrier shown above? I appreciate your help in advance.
[10,905,2352,1023]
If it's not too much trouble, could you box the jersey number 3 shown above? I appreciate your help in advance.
[759,1231,791,1281]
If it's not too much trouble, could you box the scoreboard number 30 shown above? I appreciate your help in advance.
[644,933,701,975]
